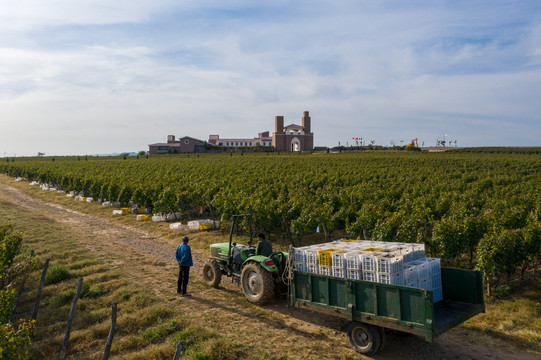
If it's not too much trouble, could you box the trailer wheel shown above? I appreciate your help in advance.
[241,262,274,305]
[347,322,382,356]
[202,260,221,288]
[378,326,387,353]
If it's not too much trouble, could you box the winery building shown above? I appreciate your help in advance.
[148,135,207,154]
[148,110,315,154]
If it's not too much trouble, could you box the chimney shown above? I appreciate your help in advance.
[302,111,311,133]
[167,135,175,143]
[275,116,284,133]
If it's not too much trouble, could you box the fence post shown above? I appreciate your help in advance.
[173,341,184,360]
[13,249,34,315]
[59,277,83,360]
[32,258,49,321]
[101,302,118,360]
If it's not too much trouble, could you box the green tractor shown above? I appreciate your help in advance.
[202,214,289,304]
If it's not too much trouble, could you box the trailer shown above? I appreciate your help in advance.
[289,267,484,355]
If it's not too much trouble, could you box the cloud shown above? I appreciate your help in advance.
[1,1,541,155]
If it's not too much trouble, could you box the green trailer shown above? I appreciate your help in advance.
[289,267,485,355]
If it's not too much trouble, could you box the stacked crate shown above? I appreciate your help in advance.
[292,239,442,303]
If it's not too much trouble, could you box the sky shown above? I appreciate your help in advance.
[1,1,540,156]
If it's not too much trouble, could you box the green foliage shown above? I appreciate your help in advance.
[45,265,71,285]
[0,225,22,267]
[1,151,540,293]
[0,320,35,360]
[0,225,34,358]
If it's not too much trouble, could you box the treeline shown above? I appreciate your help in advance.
[1,152,540,294]
[450,147,541,155]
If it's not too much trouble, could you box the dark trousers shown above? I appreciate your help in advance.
[177,266,190,294]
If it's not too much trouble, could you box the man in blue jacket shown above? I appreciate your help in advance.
[175,236,193,296]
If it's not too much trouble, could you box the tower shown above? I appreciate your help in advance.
[302,111,311,134]
[275,116,284,133]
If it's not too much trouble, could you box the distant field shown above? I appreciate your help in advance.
[1,151,540,293]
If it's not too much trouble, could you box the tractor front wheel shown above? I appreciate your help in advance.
[202,260,222,288]
[240,262,274,305]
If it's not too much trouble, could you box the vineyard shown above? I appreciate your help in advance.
[1,151,540,294]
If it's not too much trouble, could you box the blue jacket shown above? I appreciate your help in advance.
[175,243,193,267]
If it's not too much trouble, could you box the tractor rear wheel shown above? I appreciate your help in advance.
[202,260,222,288]
[240,262,274,305]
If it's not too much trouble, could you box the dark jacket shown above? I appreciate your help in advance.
[256,239,272,257]
[175,243,193,267]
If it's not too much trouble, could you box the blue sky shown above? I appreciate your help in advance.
[1,1,540,156]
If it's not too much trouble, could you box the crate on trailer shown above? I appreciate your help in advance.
[306,263,319,274]
[408,259,430,281]
[378,272,403,285]
[360,253,377,272]
[426,258,442,290]
[295,263,307,272]
[363,271,377,282]
[411,244,425,260]
[306,249,320,265]
[331,250,347,268]
[345,251,362,269]
[433,286,443,303]
[361,247,386,252]
[425,258,441,275]
[294,249,306,264]
[376,254,404,274]
[332,267,346,278]
[346,269,363,280]
[318,249,341,266]
[319,265,331,276]
[390,246,414,263]
[403,264,418,285]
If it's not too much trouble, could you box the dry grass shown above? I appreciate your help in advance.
[0,187,251,359]
[460,271,541,352]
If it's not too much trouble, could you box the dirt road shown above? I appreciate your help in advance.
[0,181,536,360]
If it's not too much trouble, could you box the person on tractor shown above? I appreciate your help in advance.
[255,233,272,257]
[175,236,193,296]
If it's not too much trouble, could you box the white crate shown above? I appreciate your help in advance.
[376,254,403,274]
[294,249,306,264]
[345,251,362,269]
[419,277,431,290]
[306,249,320,265]
[319,265,331,276]
[403,264,419,285]
[405,280,419,288]
[347,269,363,280]
[433,286,443,303]
[363,271,377,282]
[378,272,403,285]
[360,253,377,272]
[426,258,442,290]
[390,246,414,263]
[332,267,346,278]
[331,250,347,268]
[295,263,306,272]
[411,244,425,260]
[408,260,430,281]
[307,263,319,274]
[425,257,441,275]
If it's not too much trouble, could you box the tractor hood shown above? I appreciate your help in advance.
[210,242,231,261]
